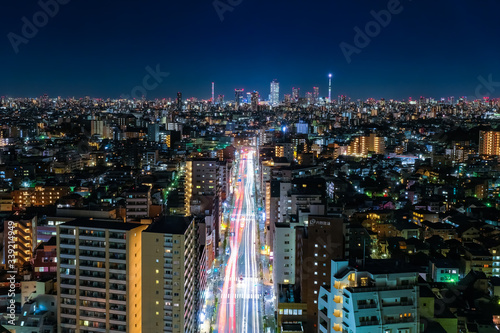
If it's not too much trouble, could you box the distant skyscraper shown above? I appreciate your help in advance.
[313,87,319,104]
[234,89,244,110]
[305,92,312,105]
[217,94,224,105]
[176,92,183,110]
[292,87,300,102]
[270,79,279,106]
[251,91,259,111]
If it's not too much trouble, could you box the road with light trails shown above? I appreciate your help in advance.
[215,148,263,333]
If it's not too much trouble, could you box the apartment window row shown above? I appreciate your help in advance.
[79,310,107,319]
[278,308,302,315]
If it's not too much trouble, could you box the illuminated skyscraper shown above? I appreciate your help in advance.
[292,87,300,102]
[176,92,182,110]
[270,79,279,106]
[217,94,224,105]
[313,87,319,104]
[234,89,244,110]
[306,92,313,105]
[251,91,259,111]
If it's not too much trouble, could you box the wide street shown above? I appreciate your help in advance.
[215,148,264,333]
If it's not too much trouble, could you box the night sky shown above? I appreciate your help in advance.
[1,0,499,100]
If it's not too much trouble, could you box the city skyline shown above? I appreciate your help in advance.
[1,1,500,100]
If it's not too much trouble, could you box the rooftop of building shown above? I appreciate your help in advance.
[61,218,141,231]
[124,185,151,193]
[335,259,419,279]
[431,258,460,268]
[144,215,193,235]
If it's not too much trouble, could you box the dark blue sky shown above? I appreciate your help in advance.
[1,0,499,100]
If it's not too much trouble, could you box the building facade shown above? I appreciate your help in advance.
[318,260,419,333]
[141,216,198,333]
[57,220,147,332]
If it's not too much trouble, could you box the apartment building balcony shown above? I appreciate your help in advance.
[345,284,415,293]
[384,317,415,324]
[359,320,379,326]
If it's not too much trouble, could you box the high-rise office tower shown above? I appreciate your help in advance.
[251,91,259,111]
[292,87,300,102]
[176,92,182,111]
[270,79,280,106]
[246,92,252,104]
[217,94,224,105]
[305,92,313,105]
[313,87,319,104]
[57,219,148,332]
[234,89,244,110]
[142,216,198,333]
[479,131,500,156]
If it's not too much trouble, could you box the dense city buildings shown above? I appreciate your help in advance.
[3,0,500,331]
[1,93,500,333]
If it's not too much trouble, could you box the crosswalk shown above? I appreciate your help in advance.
[221,293,263,299]
[223,277,260,282]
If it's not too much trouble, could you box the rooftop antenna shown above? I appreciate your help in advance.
[328,73,332,104]
[212,82,215,104]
